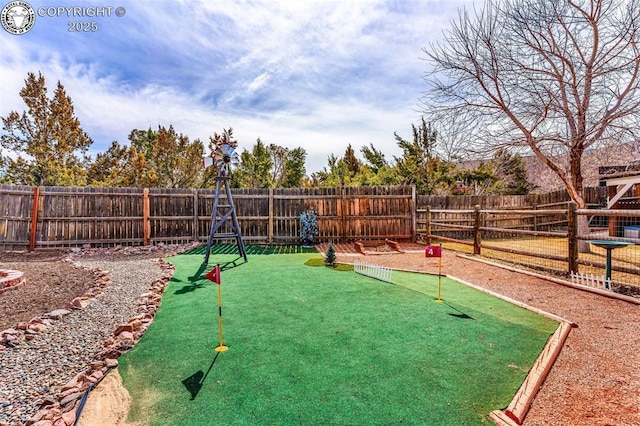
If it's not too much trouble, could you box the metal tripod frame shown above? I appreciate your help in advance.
[204,174,247,265]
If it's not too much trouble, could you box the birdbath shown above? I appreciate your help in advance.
[587,240,634,284]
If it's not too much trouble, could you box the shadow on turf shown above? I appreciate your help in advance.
[217,257,247,271]
[443,301,475,320]
[182,352,221,400]
[171,263,208,295]
[183,243,318,256]
[174,259,245,295]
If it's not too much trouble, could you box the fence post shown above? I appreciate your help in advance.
[341,186,347,242]
[426,205,432,245]
[29,186,40,252]
[567,202,578,275]
[411,185,417,243]
[532,195,538,232]
[192,189,199,242]
[473,204,482,255]
[268,188,274,244]
[143,188,150,246]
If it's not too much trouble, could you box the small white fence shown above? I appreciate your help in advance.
[354,261,393,283]
[570,272,612,290]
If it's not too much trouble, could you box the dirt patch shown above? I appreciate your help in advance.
[76,369,133,426]
[0,251,96,330]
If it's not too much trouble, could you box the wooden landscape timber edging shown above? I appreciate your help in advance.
[489,322,574,426]
[458,254,640,305]
[0,184,415,249]
[440,270,576,425]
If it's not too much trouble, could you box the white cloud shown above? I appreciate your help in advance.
[0,0,477,173]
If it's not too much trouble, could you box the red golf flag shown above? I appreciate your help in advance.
[205,265,221,284]
[425,245,442,258]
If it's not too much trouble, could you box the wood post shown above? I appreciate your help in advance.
[268,188,274,244]
[340,186,346,241]
[473,204,482,255]
[143,188,150,246]
[567,202,578,274]
[192,189,199,242]
[426,205,432,245]
[608,185,618,236]
[411,185,417,243]
[29,186,40,252]
[532,196,538,232]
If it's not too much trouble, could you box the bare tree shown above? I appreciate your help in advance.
[422,0,640,210]
[432,111,477,162]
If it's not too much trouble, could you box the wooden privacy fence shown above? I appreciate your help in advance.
[0,184,415,250]
[418,186,607,210]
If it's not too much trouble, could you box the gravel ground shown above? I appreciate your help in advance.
[0,257,164,425]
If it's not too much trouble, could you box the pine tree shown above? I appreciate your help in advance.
[1,72,93,186]
[324,243,337,268]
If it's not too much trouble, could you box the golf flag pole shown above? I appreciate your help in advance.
[438,244,443,302]
[205,264,228,352]
[425,244,443,303]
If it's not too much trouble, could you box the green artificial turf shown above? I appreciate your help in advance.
[119,247,557,425]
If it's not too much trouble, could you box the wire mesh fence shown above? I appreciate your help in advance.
[419,206,640,294]
[576,209,640,292]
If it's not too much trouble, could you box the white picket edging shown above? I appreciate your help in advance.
[570,272,612,290]
[354,261,393,283]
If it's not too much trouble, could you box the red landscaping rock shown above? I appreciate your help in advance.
[118,331,135,345]
[58,392,81,407]
[61,410,75,426]
[105,358,118,368]
[69,297,90,309]
[0,269,26,293]
[52,417,66,425]
[113,323,134,335]
[28,323,47,333]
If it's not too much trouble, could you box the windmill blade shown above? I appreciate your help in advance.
[212,144,240,174]
[202,157,215,168]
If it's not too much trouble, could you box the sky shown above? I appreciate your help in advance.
[0,0,476,174]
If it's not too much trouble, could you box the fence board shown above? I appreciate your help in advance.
[0,184,414,249]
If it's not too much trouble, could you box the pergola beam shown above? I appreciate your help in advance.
[605,175,640,209]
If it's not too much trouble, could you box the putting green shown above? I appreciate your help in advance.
[119,248,557,425]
